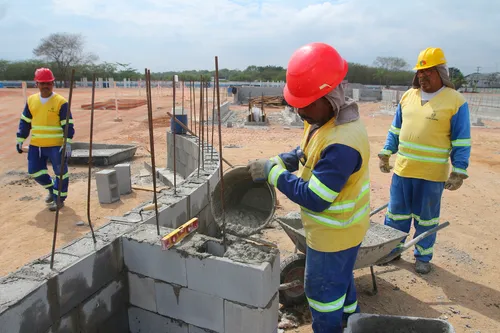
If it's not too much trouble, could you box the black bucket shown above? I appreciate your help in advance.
[210,166,276,237]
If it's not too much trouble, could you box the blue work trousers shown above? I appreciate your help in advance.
[384,174,445,262]
[27,145,69,202]
[304,244,361,333]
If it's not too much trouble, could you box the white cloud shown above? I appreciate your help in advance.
[1,0,499,74]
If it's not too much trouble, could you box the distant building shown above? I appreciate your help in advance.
[464,72,500,89]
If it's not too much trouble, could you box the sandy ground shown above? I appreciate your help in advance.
[1,87,499,333]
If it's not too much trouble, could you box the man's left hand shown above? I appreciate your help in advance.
[60,142,72,158]
[445,172,467,191]
[247,159,276,182]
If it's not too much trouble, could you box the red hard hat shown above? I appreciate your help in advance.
[283,42,348,109]
[34,68,55,82]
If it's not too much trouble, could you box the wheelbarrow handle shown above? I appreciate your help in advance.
[370,203,389,217]
[376,221,450,264]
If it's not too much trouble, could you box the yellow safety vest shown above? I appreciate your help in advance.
[297,118,371,252]
[28,93,68,147]
[394,88,466,182]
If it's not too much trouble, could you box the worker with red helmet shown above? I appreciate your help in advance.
[247,43,370,333]
[16,68,75,211]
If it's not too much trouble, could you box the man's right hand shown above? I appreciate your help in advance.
[378,154,392,173]
[16,142,23,154]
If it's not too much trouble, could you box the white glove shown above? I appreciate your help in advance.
[60,142,72,158]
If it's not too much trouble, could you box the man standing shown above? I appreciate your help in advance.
[16,68,75,211]
[378,47,471,274]
[247,43,370,333]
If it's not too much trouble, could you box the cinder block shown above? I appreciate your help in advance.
[128,272,156,312]
[187,181,208,218]
[158,193,190,228]
[185,241,280,308]
[129,306,188,333]
[122,224,187,286]
[224,293,279,333]
[46,308,80,333]
[189,325,217,333]
[96,307,129,333]
[95,169,120,204]
[78,278,127,332]
[155,281,224,333]
[114,163,132,195]
[208,167,220,196]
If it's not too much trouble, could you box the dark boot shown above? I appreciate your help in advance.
[48,201,64,211]
[415,260,431,274]
[45,190,54,204]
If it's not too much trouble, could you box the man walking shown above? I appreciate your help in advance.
[16,67,75,211]
[378,47,471,274]
[247,42,370,333]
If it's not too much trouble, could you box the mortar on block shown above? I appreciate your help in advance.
[210,166,276,237]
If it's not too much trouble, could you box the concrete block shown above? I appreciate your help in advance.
[185,241,280,308]
[129,306,188,333]
[189,325,217,333]
[95,169,120,204]
[128,272,156,312]
[224,293,279,333]
[114,163,132,195]
[122,224,187,286]
[157,192,190,228]
[78,277,127,332]
[46,308,80,333]
[155,281,224,333]
[208,166,220,195]
[96,307,129,333]
[0,276,51,333]
[186,180,208,218]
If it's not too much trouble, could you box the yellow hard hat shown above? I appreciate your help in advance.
[413,47,447,71]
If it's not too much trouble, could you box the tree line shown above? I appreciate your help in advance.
[0,32,467,89]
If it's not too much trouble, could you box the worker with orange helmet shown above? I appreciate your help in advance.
[247,43,370,333]
[16,68,75,211]
[378,47,471,274]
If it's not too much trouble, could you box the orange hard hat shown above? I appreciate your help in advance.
[34,68,55,82]
[283,42,348,109]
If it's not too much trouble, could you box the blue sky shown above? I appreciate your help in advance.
[0,0,499,75]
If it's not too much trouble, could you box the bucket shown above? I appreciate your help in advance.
[345,313,455,333]
[171,107,188,134]
[210,166,276,237]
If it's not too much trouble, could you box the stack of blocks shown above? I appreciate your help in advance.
[95,163,132,204]
[124,224,280,333]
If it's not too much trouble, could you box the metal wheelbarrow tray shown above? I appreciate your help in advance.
[68,142,138,166]
[276,204,450,306]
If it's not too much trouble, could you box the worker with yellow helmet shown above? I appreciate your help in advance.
[378,47,471,274]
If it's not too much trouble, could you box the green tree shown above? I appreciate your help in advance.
[449,67,467,90]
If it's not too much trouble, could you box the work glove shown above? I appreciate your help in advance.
[16,142,23,154]
[60,142,72,158]
[378,154,392,173]
[247,158,276,182]
[444,172,467,191]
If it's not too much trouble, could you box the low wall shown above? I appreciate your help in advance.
[233,86,284,104]
[352,88,382,102]
[0,132,280,333]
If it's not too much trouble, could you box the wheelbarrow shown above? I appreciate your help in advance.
[276,203,450,307]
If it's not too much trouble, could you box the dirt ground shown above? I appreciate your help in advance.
[1,87,499,333]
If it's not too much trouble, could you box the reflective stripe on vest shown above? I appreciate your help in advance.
[398,139,450,164]
[32,125,63,140]
[302,202,370,229]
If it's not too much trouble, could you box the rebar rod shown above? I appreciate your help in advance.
[86,73,97,243]
[172,76,177,194]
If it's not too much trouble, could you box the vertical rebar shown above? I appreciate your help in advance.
[211,81,216,161]
[200,77,205,170]
[214,56,226,251]
[86,74,97,243]
[181,80,184,113]
[189,81,193,131]
[172,76,177,194]
[205,80,209,150]
[193,81,197,136]
[51,68,76,269]
[145,69,160,235]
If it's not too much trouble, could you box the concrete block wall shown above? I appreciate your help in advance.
[124,224,280,333]
[233,86,284,104]
[0,119,279,333]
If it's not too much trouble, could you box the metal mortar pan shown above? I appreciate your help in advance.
[210,166,276,237]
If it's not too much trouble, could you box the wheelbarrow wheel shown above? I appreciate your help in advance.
[279,253,307,307]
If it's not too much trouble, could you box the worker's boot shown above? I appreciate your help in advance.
[48,200,64,212]
[45,190,54,204]
[415,260,431,274]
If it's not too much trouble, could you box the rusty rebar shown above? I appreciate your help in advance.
[205,79,209,150]
[172,75,177,194]
[189,81,193,131]
[200,77,205,170]
[193,81,197,135]
[181,80,184,112]
[50,68,76,269]
[86,73,97,244]
[215,56,226,251]
[145,68,160,235]
[166,112,234,168]
[211,80,216,161]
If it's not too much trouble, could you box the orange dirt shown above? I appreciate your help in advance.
[0,88,499,333]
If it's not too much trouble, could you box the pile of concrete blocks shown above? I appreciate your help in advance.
[124,224,280,333]
[95,163,132,204]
